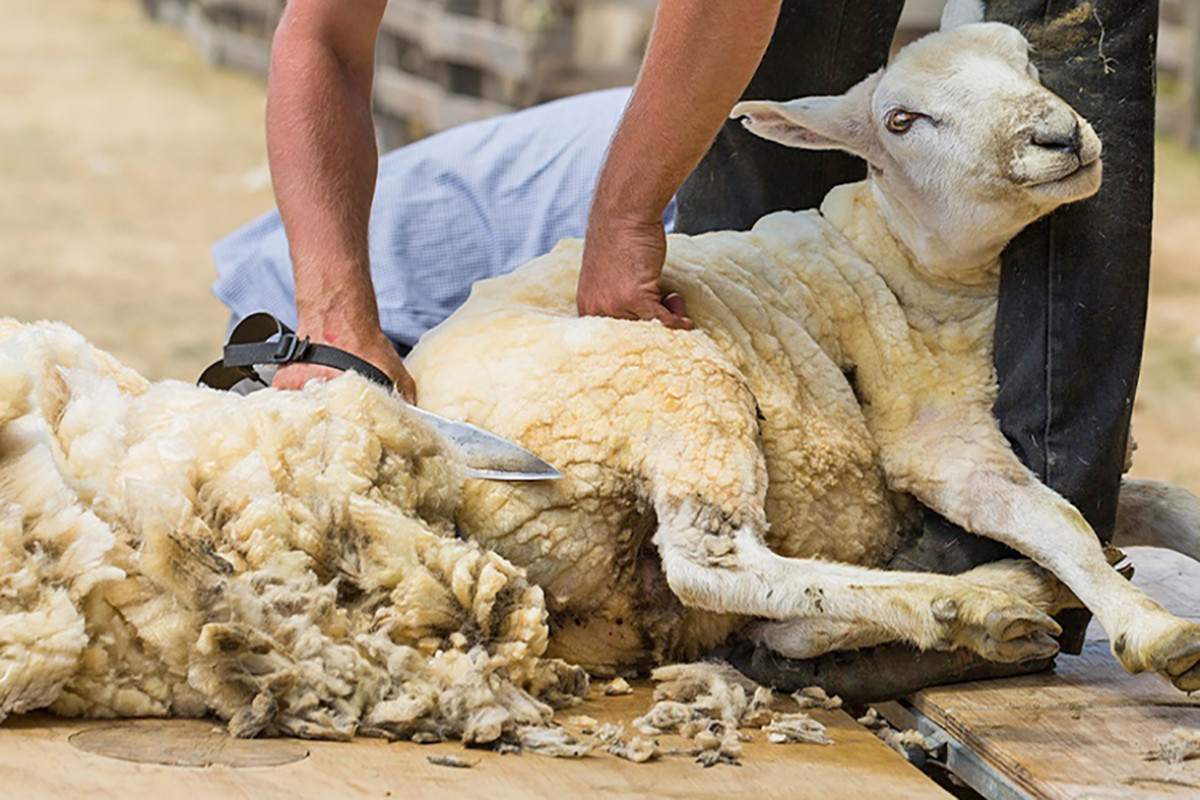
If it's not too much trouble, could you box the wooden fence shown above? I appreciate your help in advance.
[140,0,654,148]
[141,0,281,75]
[143,0,1200,151]
[1163,0,1200,149]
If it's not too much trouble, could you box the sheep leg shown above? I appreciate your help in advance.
[907,454,1200,691]
[651,498,1062,664]
[748,557,1081,660]
[1113,479,1200,563]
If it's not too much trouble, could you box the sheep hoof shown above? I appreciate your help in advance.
[1170,670,1200,693]
[1116,618,1200,691]
[977,631,1060,664]
[932,591,1063,664]
[1159,626,1200,691]
[984,605,1061,643]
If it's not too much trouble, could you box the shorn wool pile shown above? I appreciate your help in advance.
[0,319,585,741]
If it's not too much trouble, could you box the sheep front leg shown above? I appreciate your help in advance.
[905,445,1200,691]
[651,498,1062,664]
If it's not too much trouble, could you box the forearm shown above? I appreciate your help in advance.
[266,1,385,343]
[588,0,783,229]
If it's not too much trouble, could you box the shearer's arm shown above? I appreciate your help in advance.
[265,0,416,400]
[577,0,783,327]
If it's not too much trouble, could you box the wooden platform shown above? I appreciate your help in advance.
[899,547,1200,800]
[0,687,949,800]
[5,549,1198,798]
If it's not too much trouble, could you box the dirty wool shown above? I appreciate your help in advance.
[1146,727,1200,764]
[0,320,585,741]
[630,662,834,765]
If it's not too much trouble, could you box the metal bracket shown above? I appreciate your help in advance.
[888,700,1037,800]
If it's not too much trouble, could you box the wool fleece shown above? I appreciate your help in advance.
[407,187,918,672]
[0,319,585,741]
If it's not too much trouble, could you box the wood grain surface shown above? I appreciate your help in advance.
[910,547,1200,800]
[0,686,950,800]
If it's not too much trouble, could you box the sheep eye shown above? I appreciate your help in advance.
[885,109,920,135]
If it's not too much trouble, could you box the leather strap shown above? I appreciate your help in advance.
[198,312,393,391]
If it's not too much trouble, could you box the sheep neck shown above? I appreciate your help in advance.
[820,181,999,354]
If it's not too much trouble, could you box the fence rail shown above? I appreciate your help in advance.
[1170,0,1200,149]
[143,0,1200,151]
[373,0,538,142]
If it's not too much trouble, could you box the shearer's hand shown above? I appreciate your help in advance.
[272,325,416,403]
[577,216,692,329]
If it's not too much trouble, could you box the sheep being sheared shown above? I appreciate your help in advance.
[0,318,585,740]
[405,19,1200,688]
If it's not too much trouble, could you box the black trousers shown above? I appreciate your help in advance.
[684,0,1159,678]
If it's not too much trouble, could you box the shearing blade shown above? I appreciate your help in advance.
[406,405,563,481]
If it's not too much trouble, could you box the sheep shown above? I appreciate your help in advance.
[405,18,1200,690]
[0,318,586,741]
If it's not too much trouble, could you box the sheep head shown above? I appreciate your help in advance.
[731,21,1102,281]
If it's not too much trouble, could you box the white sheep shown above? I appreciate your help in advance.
[406,18,1200,689]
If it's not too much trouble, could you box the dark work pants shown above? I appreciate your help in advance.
[690,0,1158,691]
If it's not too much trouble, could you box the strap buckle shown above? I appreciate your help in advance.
[270,332,311,364]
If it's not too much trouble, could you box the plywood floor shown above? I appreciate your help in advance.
[5,550,1200,799]
[908,547,1200,800]
[0,686,951,800]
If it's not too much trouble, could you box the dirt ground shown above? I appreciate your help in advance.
[3,0,1198,498]
[0,0,275,380]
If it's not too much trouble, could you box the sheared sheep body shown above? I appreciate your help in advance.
[0,319,585,739]
[407,184,961,671]
[408,20,1200,689]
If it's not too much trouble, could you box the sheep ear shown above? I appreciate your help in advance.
[731,72,881,161]
[940,0,985,30]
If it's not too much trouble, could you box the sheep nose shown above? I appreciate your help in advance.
[1032,120,1082,158]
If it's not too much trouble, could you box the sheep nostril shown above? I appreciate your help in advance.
[1032,121,1082,157]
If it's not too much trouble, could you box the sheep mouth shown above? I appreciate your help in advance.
[1027,157,1102,197]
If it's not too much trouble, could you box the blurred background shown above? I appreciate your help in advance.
[2,0,1197,492]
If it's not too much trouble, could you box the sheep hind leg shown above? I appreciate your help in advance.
[1113,479,1200,563]
[748,557,1082,661]
[651,498,1062,665]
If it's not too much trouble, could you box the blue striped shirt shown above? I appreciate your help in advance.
[212,87,676,348]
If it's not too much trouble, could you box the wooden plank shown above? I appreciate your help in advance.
[197,0,281,20]
[1160,21,1191,73]
[915,701,1200,800]
[374,65,515,132]
[1184,0,1200,149]
[908,548,1200,800]
[897,0,946,31]
[381,0,531,81]
[180,5,271,75]
[0,687,951,800]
